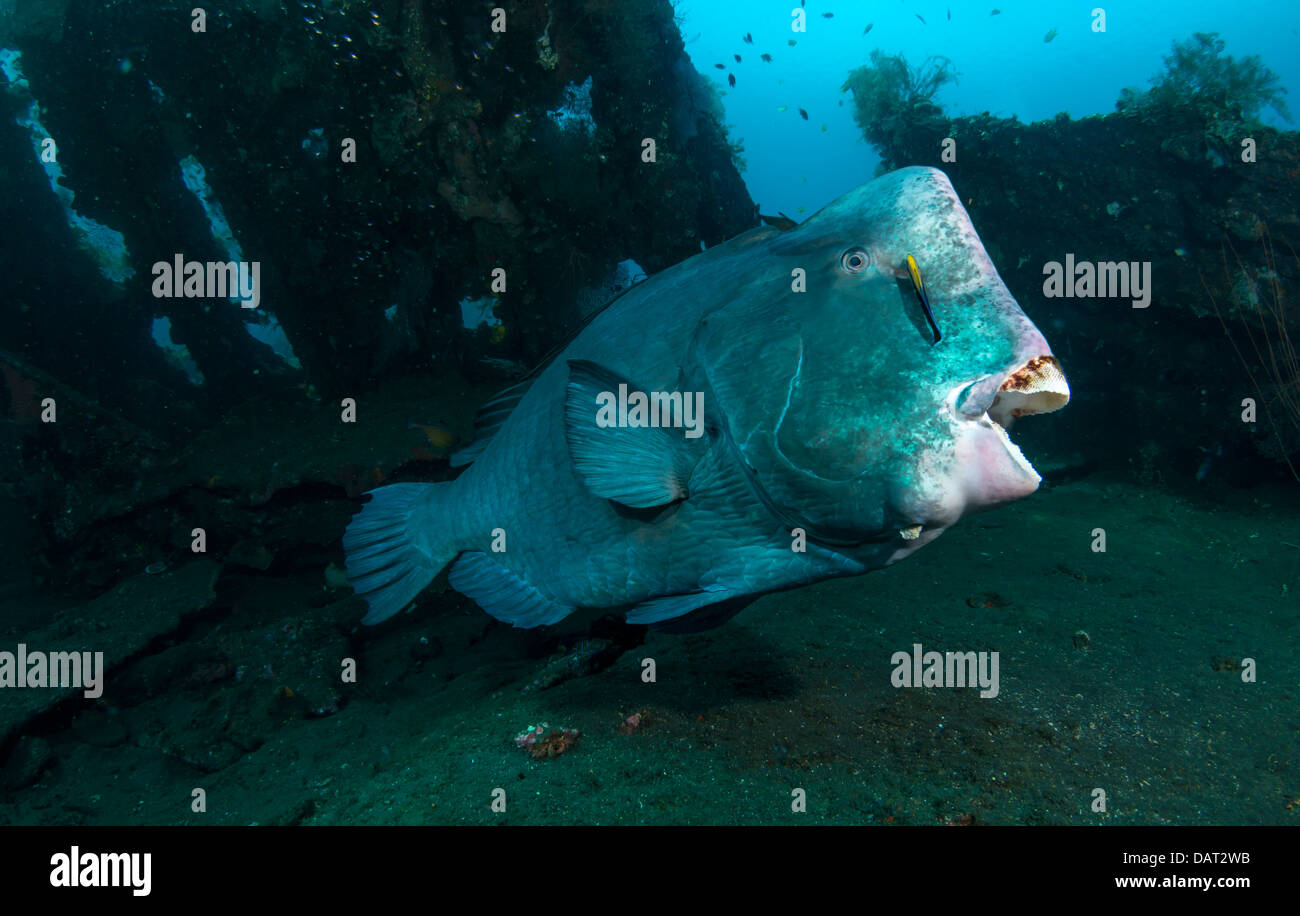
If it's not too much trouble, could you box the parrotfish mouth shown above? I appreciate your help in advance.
[949,354,1070,511]
[886,354,1068,561]
[985,354,1071,476]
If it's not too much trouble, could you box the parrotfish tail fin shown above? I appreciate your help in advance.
[343,482,456,625]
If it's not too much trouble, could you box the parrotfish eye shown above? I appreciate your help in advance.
[839,247,870,274]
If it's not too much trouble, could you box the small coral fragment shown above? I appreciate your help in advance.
[514,722,581,759]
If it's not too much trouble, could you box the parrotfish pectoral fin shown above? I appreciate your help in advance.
[564,359,702,509]
[448,551,574,628]
[343,483,456,624]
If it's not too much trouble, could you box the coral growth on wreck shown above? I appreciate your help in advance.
[841,50,958,170]
[1117,32,1291,130]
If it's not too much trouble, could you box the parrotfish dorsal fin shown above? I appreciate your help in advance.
[449,378,533,467]
[451,280,651,467]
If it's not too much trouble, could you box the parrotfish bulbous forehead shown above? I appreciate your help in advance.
[822,167,1062,388]
[801,166,1049,360]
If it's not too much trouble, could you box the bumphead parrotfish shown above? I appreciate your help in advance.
[344,167,1069,631]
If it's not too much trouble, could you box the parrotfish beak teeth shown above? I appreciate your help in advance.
[946,354,1070,505]
[988,355,1070,429]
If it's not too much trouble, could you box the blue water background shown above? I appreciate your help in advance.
[675,0,1300,217]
